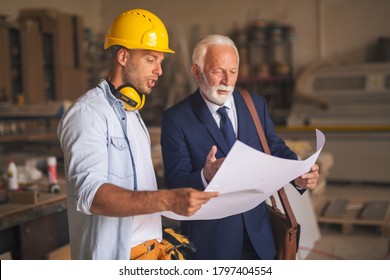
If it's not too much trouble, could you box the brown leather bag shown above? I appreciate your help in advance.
[239,88,301,260]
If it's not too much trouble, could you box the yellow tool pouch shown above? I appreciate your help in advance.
[160,228,196,260]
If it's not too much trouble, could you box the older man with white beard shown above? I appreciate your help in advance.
[160,34,319,260]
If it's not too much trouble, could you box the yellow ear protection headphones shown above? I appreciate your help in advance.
[107,80,145,111]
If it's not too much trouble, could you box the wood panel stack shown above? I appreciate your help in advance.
[18,17,45,104]
[0,9,88,107]
[0,17,13,104]
[18,8,88,103]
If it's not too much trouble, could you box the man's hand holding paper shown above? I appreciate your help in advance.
[162,129,325,220]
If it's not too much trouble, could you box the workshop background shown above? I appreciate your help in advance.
[0,0,389,260]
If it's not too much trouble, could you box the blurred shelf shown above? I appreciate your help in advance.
[0,132,58,144]
[0,103,64,120]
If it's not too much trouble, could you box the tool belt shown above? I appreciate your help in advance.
[131,239,161,260]
[130,228,196,260]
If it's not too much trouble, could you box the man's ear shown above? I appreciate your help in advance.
[191,64,201,81]
[116,48,128,66]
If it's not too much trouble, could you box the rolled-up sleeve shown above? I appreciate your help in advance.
[59,102,109,215]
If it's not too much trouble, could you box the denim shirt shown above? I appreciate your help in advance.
[58,80,137,259]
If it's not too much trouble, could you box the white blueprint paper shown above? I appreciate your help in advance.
[162,129,325,220]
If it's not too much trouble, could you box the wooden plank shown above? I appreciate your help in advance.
[46,243,70,260]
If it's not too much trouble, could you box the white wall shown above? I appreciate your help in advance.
[100,0,390,72]
[1,0,389,73]
[322,0,390,63]
[100,0,321,71]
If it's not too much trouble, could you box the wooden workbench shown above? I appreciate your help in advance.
[0,179,68,260]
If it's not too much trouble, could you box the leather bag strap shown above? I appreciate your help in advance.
[239,88,298,228]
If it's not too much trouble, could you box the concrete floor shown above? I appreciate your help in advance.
[163,183,390,260]
[305,183,390,260]
[38,183,390,260]
[305,224,390,259]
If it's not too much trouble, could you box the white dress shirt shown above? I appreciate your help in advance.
[126,110,162,247]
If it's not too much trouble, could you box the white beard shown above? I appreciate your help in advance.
[199,79,234,106]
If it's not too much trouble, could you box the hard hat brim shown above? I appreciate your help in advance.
[104,37,175,53]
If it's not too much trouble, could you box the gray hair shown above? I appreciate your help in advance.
[192,35,239,70]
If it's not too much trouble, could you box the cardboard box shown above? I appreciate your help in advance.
[19,8,58,33]
[9,189,39,204]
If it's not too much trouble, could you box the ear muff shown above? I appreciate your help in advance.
[117,84,145,111]
[107,80,146,111]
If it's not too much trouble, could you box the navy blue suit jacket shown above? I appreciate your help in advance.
[161,89,298,260]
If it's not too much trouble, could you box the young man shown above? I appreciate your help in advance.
[58,9,218,260]
[161,35,319,259]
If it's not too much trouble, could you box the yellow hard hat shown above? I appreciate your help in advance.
[104,9,175,53]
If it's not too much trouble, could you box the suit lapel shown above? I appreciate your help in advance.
[192,90,231,155]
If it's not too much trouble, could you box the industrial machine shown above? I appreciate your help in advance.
[281,62,390,184]
[289,61,390,127]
